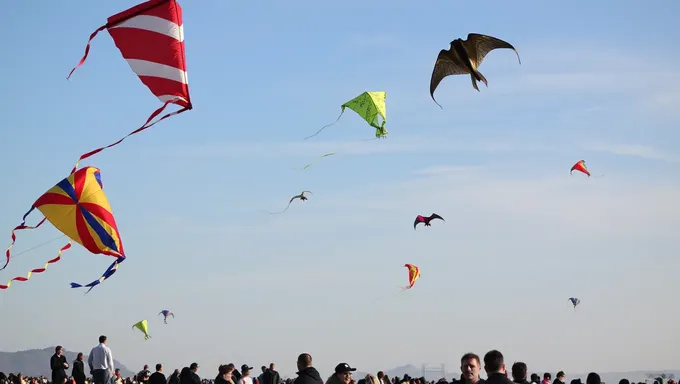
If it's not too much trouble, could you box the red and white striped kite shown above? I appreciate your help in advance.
[67,0,192,173]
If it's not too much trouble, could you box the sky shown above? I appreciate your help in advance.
[1,0,680,379]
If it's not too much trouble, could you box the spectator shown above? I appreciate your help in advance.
[461,353,485,384]
[50,346,69,384]
[72,353,85,384]
[511,363,529,384]
[216,365,235,384]
[240,366,254,384]
[483,350,511,384]
[88,336,114,384]
[542,374,551,384]
[168,369,180,384]
[555,372,566,384]
[294,353,323,384]
[586,374,601,384]
[149,364,166,384]
[328,363,357,384]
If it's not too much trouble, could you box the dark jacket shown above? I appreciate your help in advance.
[169,373,180,384]
[50,354,68,383]
[294,367,323,384]
[486,373,512,384]
[262,371,281,384]
[72,360,86,384]
[149,372,167,384]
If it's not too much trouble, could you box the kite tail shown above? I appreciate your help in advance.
[0,241,72,290]
[292,152,336,170]
[70,256,125,294]
[2,207,46,271]
[66,24,107,80]
[71,102,191,174]
[268,203,292,215]
[303,111,344,140]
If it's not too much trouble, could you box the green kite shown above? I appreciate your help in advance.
[132,319,151,340]
[304,91,387,139]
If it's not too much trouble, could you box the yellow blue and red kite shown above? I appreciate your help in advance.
[1,167,125,292]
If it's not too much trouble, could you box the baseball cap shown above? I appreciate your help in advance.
[242,365,253,372]
[335,363,357,374]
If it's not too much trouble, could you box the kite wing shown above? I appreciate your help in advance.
[413,215,425,229]
[430,213,444,222]
[1,167,125,292]
[66,0,192,172]
[570,160,590,176]
[464,33,521,68]
[402,263,420,289]
[430,50,469,108]
[342,91,387,138]
[132,319,151,340]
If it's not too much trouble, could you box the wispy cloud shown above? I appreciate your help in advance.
[584,143,680,163]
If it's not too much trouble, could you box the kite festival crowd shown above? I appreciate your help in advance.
[1,339,672,384]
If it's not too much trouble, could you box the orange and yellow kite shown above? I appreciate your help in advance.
[402,263,420,290]
[1,167,125,292]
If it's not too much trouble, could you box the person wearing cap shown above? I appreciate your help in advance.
[327,363,357,384]
[293,354,323,384]
[554,372,565,384]
[240,365,255,384]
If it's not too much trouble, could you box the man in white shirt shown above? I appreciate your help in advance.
[88,335,115,384]
[240,365,254,384]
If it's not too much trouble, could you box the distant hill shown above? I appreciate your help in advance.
[0,347,135,378]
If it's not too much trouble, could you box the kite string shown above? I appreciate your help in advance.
[71,103,190,174]
[303,111,344,140]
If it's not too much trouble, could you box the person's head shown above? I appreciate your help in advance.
[460,353,481,383]
[115,369,121,378]
[484,350,505,375]
[261,367,267,374]
[378,372,385,380]
[241,365,253,376]
[173,369,179,376]
[99,336,107,344]
[531,374,541,384]
[585,373,600,384]
[156,365,162,372]
[334,363,357,384]
[190,363,199,373]
[55,346,63,356]
[297,354,312,372]
[269,364,276,372]
[219,365,234,379]
[557,373,565,382]
[76,353,83,361]
[619,380,630,384]
[543,374,552,384]
[511,362,527,382]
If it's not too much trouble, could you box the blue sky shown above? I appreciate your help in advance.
[1,0,680,379]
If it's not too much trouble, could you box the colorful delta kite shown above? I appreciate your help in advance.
[133,319,151,340]
[66,0,192,172]
[159,309,174,324]
[1,167,125,292]
[304,92,387,140]
[402,263,420,290]
[570,160,591,177]
[568,297,580,310]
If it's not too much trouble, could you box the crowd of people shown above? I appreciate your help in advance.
[0,337,673,384]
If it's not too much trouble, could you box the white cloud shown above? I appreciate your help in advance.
[584,143,680,163]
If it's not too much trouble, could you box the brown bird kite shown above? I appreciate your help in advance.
[429,33,521,107]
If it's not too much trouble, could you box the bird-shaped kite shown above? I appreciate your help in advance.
[1,167,125,292]
[402,264,420,290]
[570,160,591,177]
[304,91,387,139]
[66,0,192,172]
[568,297,580,310]
[133,319,151,340]
[430,33,521,107]
[269,191,313,214]
[159,309,174,324]
[413,213,445,229]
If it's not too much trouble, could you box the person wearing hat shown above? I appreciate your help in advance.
[327,363,357,384]
[240,365,254,384]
